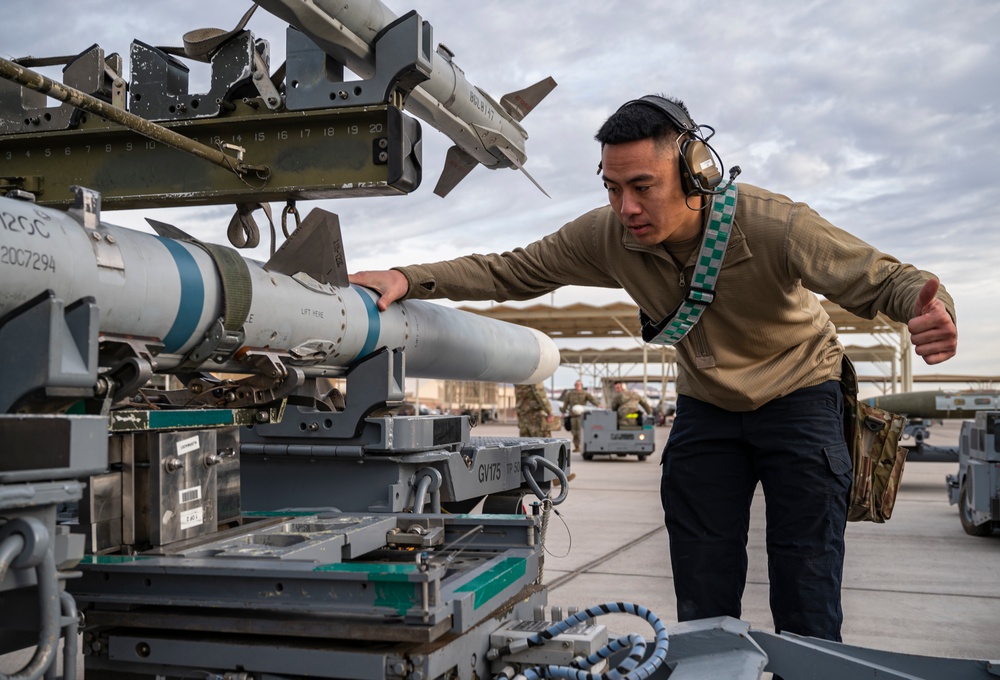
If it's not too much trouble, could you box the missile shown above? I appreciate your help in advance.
[252,0,556,197]
[865,390,1000,420]
[0,192,559,386]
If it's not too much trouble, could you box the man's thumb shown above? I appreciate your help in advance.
[914,278,939,316]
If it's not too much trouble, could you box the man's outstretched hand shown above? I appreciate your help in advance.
[348,269,409,312]
[908,278,958,365]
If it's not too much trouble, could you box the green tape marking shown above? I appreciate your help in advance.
[81,555,149,565]
[455,557,527,610]
[314,563,420,615]
[148,410,235,428]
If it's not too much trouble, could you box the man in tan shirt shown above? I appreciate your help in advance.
[351,95,957,642]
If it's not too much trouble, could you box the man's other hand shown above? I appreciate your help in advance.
[908,278,958,365]
[348,269,409,312]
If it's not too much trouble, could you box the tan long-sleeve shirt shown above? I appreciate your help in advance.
[396,184,955,411]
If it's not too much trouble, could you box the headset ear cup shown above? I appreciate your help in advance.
[684,139,723,191]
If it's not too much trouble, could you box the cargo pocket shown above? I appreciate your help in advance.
[823,442,852,476]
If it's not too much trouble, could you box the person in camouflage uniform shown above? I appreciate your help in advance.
[561,380,601,452]
[515,383,554,437]
[609,382,652,429]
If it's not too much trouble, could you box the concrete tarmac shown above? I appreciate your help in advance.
[3,419,997,677]
[476,418,1000,663]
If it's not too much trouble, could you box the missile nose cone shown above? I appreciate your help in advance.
[522,327,561,384]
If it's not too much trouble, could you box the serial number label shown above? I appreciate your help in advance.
[478,462,502,483]
[176,436,200,455]
[469,90,497,122]
[1,210,52,238]
[0,246,56,272]
[180,507,204,530]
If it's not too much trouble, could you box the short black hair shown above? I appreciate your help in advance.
[594,95,691,147]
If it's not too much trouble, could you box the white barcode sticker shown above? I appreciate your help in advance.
[179,486,202,504]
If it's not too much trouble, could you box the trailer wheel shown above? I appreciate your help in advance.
[441,497,485,514]
[483,493,526,515]
[638,455,648,462]
[582,452,594,461]
[959,479,993,537]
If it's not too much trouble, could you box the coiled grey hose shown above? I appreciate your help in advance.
[0,531,61,680]
[45,592,79,680]
[412,468,443,514]
[0,532,25,582]
[521,455,568,505]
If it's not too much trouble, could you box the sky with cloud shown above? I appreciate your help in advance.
[3,0,997,392]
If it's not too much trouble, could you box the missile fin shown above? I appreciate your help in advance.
[434,145,479,198]
[263,209,348,287]
[517,164,550,199]
[500,76,557,122]
[495,145,550,198]
[145,218,197,242]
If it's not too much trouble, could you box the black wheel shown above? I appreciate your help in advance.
[959,479,993,537]
[638,455,649,462]
[582,452,594,461]
[483,493,527,515]
[441,497,484,514]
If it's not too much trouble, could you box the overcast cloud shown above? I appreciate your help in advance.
[3,1,997,389]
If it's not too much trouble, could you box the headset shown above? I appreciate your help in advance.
[619,95,740,197]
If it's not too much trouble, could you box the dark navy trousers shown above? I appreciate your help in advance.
[659,381,851,641]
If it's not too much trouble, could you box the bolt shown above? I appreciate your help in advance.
[308,422,319,431]
[91,232,102,241]
[253,71,263,81]
[255,411,270,423]
[338,90,349,99]
[379,138,389,149]
[378,151,388,162]
[105,234,116,244]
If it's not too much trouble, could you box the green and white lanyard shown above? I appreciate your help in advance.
[640,183,739,346]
